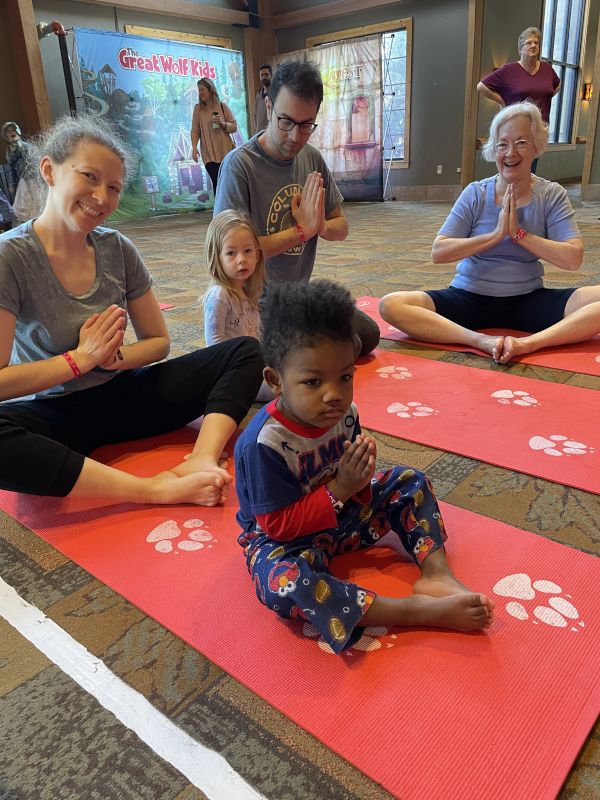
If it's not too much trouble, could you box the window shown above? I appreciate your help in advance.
[307,18,412,167]
[541,0,587,143]
[382,30,408,161]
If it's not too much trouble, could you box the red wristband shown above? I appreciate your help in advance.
[513,227,528,242]
[295,223,306,244]
[62,351,81,379]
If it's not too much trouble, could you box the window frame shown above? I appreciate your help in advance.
[306,17,412,169]
[541,0,589,146]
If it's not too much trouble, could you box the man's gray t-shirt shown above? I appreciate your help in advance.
[0,221,152,399]
[214,134,343,285]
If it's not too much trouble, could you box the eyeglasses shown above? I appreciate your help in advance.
[495,139,532,154]
[271,107,318,135]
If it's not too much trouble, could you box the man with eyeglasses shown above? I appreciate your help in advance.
[214,59,379,355]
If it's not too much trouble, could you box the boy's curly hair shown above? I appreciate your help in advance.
[262,279,356,369]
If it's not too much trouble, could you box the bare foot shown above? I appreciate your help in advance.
[471,332,505,360]
[150,470,227,506]
[496,334,534,364]
[172,455,231,481]
[406,593,492,631]
[183,451,230,468]
[414,571,495,616]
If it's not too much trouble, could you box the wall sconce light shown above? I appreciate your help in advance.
[583,82,593,101]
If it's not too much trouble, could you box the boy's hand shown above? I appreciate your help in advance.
[329,435,376,501]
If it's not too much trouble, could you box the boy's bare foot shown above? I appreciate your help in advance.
[362,592,492,632]
[150,470,227,506]
[414,574,495,618]
[415,551,495,615]
[407,593,492,631]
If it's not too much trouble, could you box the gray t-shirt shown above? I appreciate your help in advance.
[0,221,152,399]
[214,134,343,285]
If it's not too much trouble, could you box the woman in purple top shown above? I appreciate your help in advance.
[380,102,600,365]
[477,27,560,124]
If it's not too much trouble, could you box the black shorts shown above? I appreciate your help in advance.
[424,286,577,332]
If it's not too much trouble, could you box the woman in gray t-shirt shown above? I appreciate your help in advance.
[380,103,598,365]
[0,116,262,504]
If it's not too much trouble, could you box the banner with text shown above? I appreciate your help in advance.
[75,28,248,220]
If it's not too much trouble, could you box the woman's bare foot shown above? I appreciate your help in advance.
[183,451,230,469]
[150,470,227,506]
[496,334,535,364]
[406,593,492,631]
[173,452,229,478]
[471,332,505,360]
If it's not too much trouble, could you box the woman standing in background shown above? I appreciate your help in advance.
[190,77,238,195]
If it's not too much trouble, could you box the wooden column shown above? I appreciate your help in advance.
[244,0,277,133]
[460,0,484,188]
[5,0,51,133]
[581,15,600,195]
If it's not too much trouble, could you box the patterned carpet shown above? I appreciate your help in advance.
[1,198,599,799]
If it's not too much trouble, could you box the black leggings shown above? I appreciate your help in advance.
[0,337,263,497]
[205,161,221,194]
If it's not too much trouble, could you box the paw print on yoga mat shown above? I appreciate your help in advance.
[146,519,216,554]
[493,573,585,632]
[528,435,595,457]
[376,365,413,380]
[303,623,398,655]
[387,401,438,418]
[491,389,539,407]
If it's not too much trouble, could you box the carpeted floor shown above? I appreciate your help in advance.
[1,197,599,799]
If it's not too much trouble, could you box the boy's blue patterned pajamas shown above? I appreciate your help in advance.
[235,400,448,654]
[245,465,447,653]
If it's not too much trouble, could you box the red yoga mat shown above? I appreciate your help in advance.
[356,295,600,376]
[159,302,175,310]
[354,349,600,494]
[1,430,599,800]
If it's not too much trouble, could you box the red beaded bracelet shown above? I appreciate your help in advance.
[62,351,81,379]
[513,227,528,242]
[295,223,306,244]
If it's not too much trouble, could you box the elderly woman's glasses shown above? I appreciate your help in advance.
[495,139,532,154]
[272,107,318,135]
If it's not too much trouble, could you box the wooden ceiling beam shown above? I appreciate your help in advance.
[271,0,401,30]
[88,0,249,27]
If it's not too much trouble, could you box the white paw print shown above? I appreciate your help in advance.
[146,518,216,554]
[387,401,438,418]
[303,623,398,655]
[493,573,584,632]
[356,299,371,309]
[491,389,539,407]
[376,365,413,380]
[528,434,595,457]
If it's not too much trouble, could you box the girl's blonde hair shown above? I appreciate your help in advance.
[204,209,265,307]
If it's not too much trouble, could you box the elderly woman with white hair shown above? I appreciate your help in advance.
[380,101,599,364]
